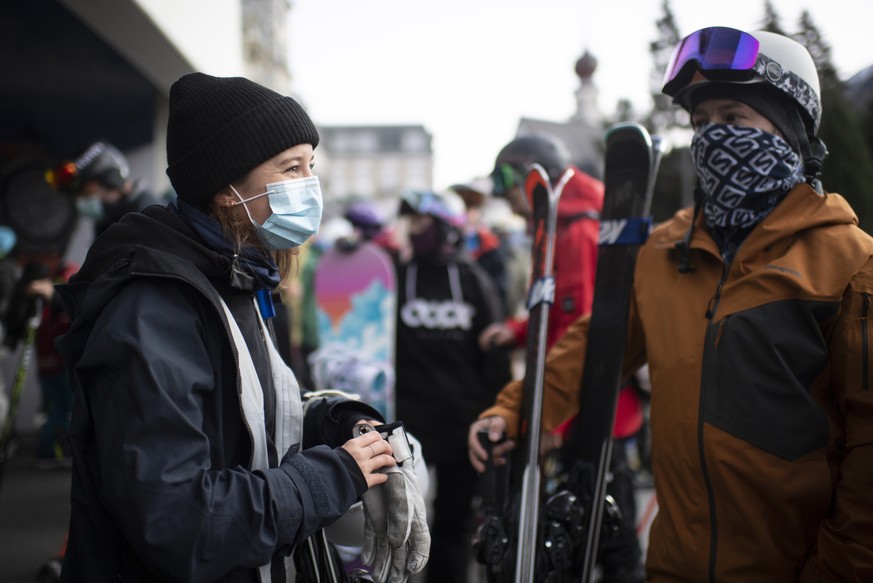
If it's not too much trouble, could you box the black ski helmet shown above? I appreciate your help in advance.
[492,133,571,196]
[53,141,130,194]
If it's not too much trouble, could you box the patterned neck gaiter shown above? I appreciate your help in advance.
[691,123,804,263]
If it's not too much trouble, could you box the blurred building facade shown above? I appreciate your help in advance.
[317,125,434,218]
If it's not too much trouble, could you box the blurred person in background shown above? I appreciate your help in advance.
[394,189,510,583]
[51,141,164,238]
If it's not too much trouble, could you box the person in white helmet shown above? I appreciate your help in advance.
[395,189,511,583]
[469,26,873,581]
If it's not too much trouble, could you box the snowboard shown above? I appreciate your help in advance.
[556,122,662,582]
[312,241,397,421]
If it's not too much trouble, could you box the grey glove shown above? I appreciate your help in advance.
[361,429,430,583]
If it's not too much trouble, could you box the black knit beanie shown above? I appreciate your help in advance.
[688,83,801,153]
[166,72,320,208]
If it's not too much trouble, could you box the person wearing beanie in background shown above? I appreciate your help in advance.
[53,72,428,583]
[469,27,873,580]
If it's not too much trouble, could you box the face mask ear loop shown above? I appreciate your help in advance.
[229,184,260,225]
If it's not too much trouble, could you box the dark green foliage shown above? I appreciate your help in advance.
[865,100,873,159]
[644,0,684,135]
[760,0,788,35]
[818,86,873,231]
[651,147,694,224]
[793,11,873,231]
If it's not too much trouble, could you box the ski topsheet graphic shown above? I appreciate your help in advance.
[557,122,661,582]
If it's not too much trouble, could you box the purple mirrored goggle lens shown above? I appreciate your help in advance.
[662,27,760,94]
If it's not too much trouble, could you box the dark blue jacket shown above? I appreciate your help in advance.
[56,206,379,582]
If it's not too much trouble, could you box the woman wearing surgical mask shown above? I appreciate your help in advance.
[54,73,428,583]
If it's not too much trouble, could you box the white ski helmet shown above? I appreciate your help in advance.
[662,27,822,134]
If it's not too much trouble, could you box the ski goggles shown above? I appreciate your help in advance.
[490,163,525,197]
[662,27,760,96]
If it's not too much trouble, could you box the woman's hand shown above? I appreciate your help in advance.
[342,425,395,489]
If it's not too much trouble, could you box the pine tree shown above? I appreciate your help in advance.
[760,0,788,35]
[795,11,873,231]
[645,0,693,220]
[865,100,873,160]
[644,0,684,135]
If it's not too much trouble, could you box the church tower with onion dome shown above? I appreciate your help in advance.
[516,49,605,178]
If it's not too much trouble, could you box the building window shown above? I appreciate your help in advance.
[405,159,430,190]
[329,132,351,153]
[401,130,428,152]
[353,159,373,196]
[356,131,379,151]
[380,159,401,192]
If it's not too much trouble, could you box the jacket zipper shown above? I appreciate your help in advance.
[701,262,729,582]
[130,270,255,463]
[862,293,870,391]
[699,324,719,583]
[705,265,729,320]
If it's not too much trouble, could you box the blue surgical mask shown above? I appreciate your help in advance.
[230,176,323,250]
[76,196,105,221]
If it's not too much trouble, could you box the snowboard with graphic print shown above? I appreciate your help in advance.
[313,241,396,421]
[556,121,662,582]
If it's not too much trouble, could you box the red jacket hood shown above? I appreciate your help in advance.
[557,167,604,218]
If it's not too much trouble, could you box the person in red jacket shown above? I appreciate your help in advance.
[482,135,603,349]
[480,133,646,582]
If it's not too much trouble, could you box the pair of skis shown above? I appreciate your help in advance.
[473,157,569,583]
[475,122,662,582]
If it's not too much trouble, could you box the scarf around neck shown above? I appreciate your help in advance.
[174,198,280,291]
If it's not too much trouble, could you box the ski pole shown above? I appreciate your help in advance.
[0,296,43,496]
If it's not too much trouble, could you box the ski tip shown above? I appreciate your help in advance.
[524,162,551,206]
[604,122,652,147]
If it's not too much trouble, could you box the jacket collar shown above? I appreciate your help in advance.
[650,184,858,267]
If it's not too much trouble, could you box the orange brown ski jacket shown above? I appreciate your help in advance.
[481,183,873,582]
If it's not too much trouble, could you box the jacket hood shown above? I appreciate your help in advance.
[651,184,859,259]
[557,167,604,218]
[56,206,234,375]
[72,205,232,286]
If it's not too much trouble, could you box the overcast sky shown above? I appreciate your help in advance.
[287,0,872,190]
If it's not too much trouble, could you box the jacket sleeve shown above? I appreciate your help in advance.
[77,279,361,582]
[480,313,588,437]
[800,265,873,581]
[479,288,647,439]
